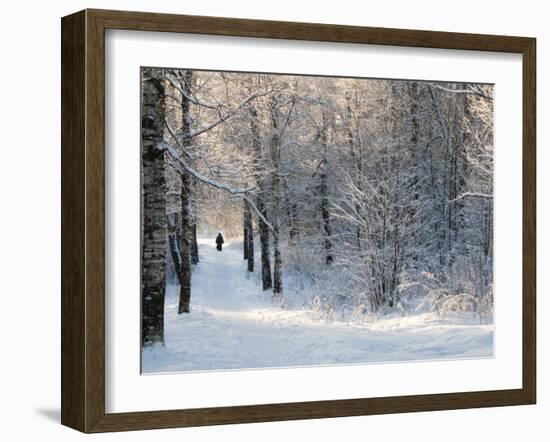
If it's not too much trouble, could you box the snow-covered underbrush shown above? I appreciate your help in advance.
[278,255,493,327]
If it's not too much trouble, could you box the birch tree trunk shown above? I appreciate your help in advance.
[249,103,272,289]
[178,70,194,314]
[271,103,283,297]
[179,171,192,313]
[141,72,167,346]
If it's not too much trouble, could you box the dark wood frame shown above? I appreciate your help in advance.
[61,8,536,433]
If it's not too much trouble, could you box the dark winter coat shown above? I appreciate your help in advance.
[215,234,224,251]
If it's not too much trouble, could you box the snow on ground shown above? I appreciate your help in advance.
[142,238,493,373]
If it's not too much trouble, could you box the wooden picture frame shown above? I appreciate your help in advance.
[61,8,536,433]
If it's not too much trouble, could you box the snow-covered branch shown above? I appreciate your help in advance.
[158,139,275,233]
[431,83,493,100]
[163,77,274,144]
[448,192,493,203]
[163,73,220,110]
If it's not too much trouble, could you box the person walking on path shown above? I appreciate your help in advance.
[215,232,225,251]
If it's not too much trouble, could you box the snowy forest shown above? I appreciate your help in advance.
[140,67,494,373]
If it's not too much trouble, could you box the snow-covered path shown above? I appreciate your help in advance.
[142,238,493,373]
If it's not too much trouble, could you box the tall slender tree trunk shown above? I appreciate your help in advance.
[179,172,192,313]
[320,170,332,266]
[284,180,298,243]
[408,82,421,263]
[258,194,272,290]
[428,86,452,277]
[141,72,167,346]
[345,90,362,252]
[447,95,461,274]
[270,104,283,297]
[288,202,298,241]
[249,102,272,289]
[454,84,470,257]
[243,199,254,272]
[321,109,333,265]
[168,213,182,284]
[191,222,199,264]
[178,70,194,314]
[243,211,249,260]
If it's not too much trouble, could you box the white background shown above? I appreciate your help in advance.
[106,31,522,413]
[0,0,547,440]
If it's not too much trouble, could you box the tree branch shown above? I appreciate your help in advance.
[448,192,493,203]
[431,84,493,100]
[158,139,275,232]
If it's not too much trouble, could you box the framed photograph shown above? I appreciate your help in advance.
[61,9,536,433]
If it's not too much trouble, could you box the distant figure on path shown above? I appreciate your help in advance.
[215,232,224,251]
